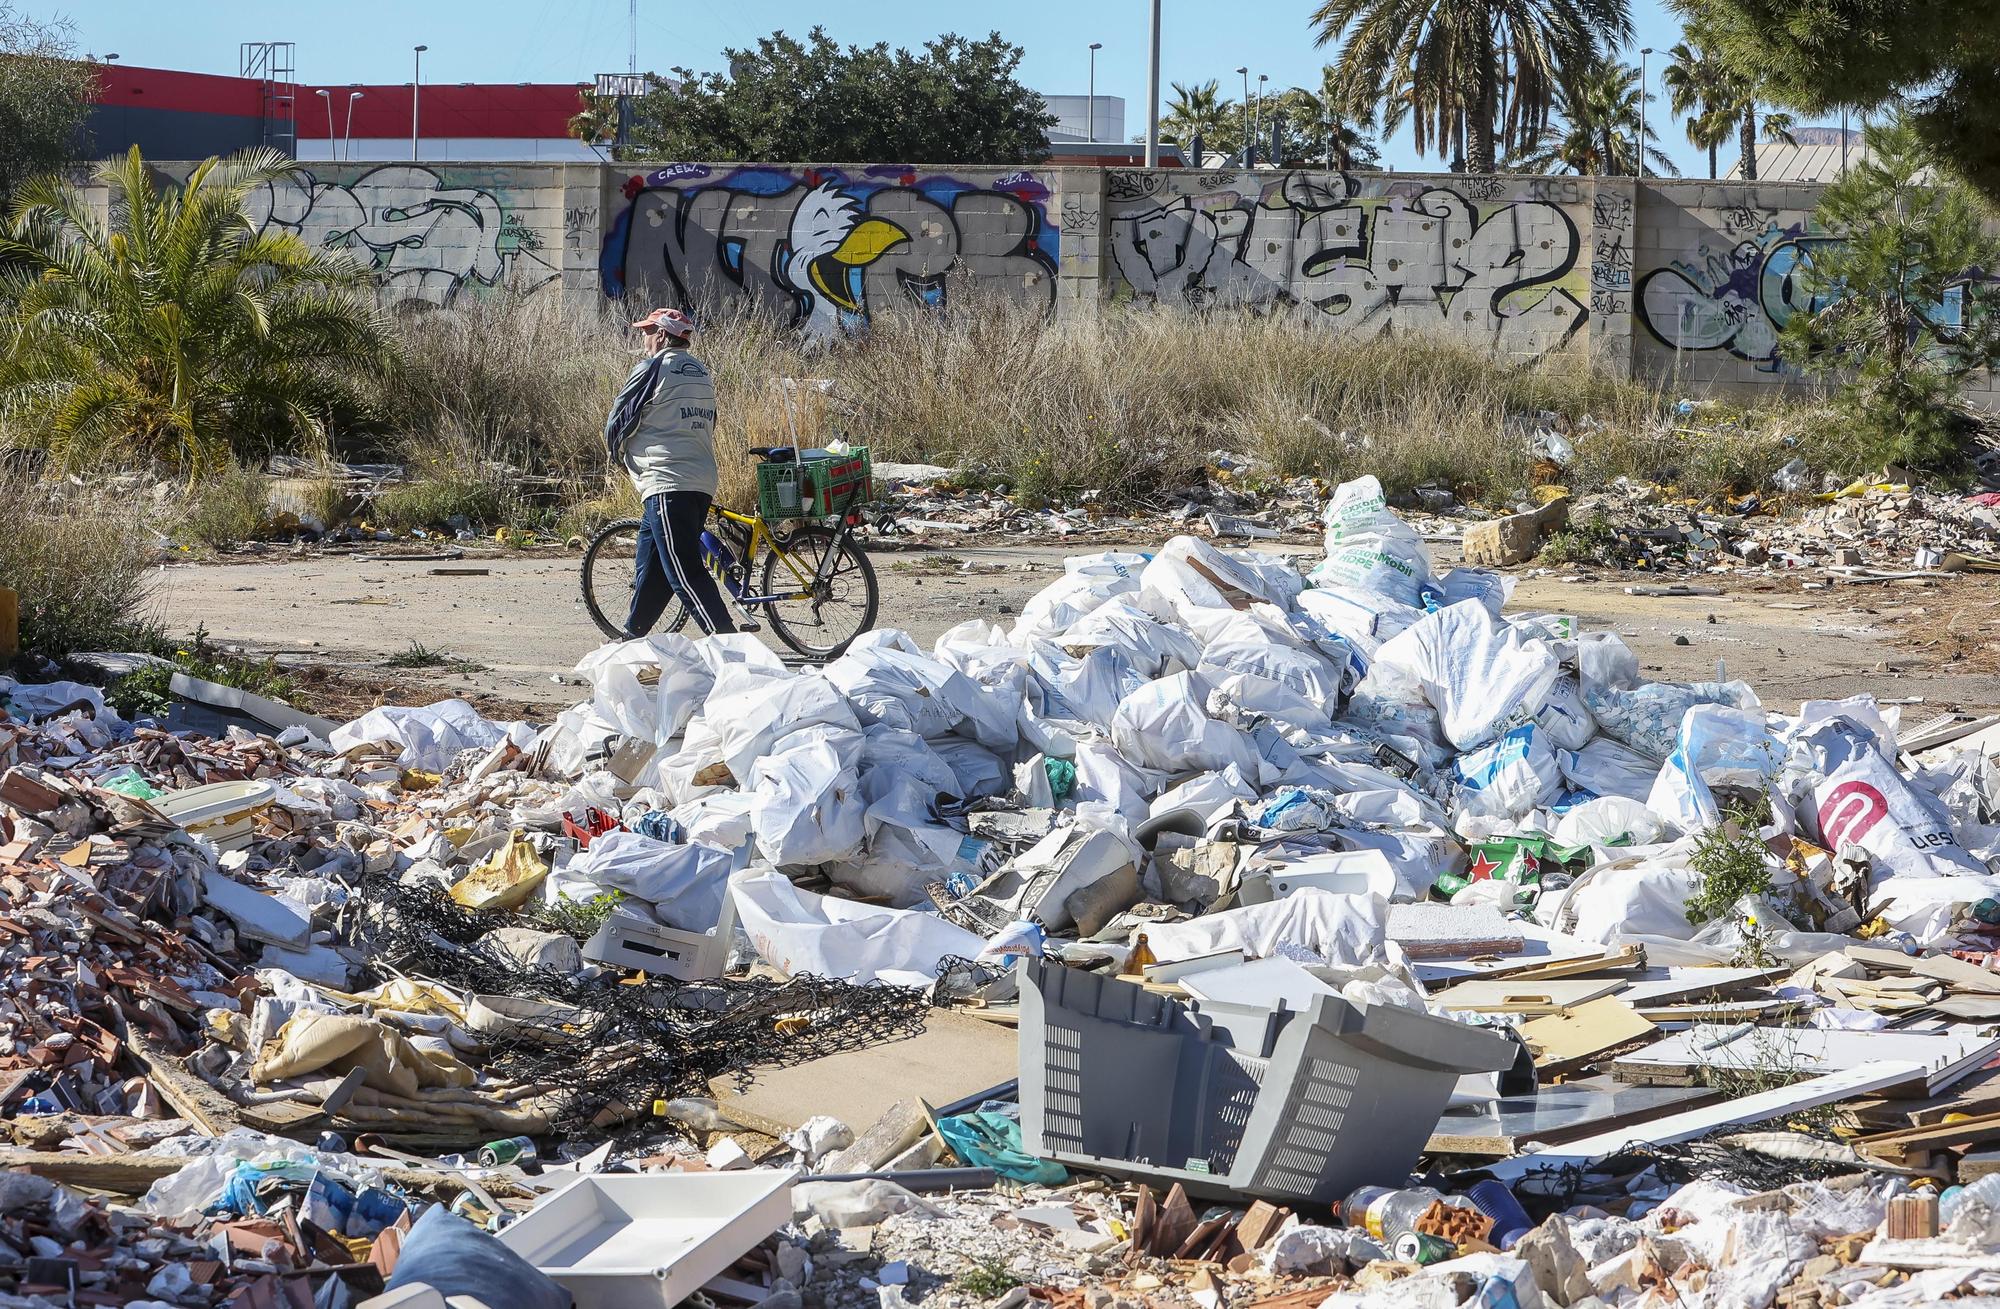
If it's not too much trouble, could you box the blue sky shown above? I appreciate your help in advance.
[48,0,1777,178]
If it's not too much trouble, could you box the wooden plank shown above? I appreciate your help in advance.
[1432,978,1626,1015]
[1518,998,1655,1072]
[1857,1108,2000,1157]
[1482,944,1646,984]
[1910,955,2000,995]
[126,1033,235,1138]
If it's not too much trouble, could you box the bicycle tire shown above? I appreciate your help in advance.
[580,517,691,641]
[760,524,879,659]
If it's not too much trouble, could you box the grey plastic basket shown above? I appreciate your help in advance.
[1017,960,1518,1205]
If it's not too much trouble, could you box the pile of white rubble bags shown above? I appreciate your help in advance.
[421,475,2000,988]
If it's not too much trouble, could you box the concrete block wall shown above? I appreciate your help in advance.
[128,157,1980,403]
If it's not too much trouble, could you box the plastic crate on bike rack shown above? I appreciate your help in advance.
[755,447,874,521]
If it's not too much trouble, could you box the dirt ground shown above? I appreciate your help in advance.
[151,538,2000,722]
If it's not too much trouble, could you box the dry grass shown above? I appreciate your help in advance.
[0,469,158,658]
[348,287,1831,527]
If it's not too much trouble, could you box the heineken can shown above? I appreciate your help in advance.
[477,1136,538,1167]
[1393,1231,1456,1264]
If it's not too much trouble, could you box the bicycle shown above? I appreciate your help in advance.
[579,447,881,659]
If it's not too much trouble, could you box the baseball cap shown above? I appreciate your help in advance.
[631,307,697,337]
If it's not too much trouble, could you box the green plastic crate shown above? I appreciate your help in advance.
[755,447,873,521]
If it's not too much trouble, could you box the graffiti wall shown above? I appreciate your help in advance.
[602,164,1061,335]
[242,164,563,308]
[1629,182,1840,387]
[1104,170,1592,358]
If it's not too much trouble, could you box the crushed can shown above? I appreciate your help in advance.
[476,1135,538,1167]
[1394,1231,1457,1264]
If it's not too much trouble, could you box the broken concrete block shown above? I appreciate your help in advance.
[1833,547,1864,566]
[1463,507,1559,567]
[1517,1215,1594,1307]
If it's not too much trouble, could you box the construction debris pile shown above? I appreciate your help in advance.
[7,475,2000,1309]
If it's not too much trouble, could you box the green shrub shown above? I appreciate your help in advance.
[0,472,156,659]
[372,472,505,531]
[175,463,272,548]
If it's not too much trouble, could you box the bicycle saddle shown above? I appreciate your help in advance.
[748,446,797,463]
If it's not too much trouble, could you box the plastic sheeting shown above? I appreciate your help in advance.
[1144,889,1391,967]
[730,869,986,988]
[329,700,524,773]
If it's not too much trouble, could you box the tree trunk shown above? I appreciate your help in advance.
[1740,106,1758,181]
[1469,19,1499,174]
[1708,140,1717,180]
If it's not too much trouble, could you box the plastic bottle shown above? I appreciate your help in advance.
[1939,1174,2000,1227]
[1339,1185,1444,1244]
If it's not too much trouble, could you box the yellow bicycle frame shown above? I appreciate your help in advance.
[712,505,817,602]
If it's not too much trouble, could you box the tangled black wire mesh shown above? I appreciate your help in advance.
[338,879,930,1139]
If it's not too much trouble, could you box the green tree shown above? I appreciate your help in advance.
[567,91,618,158]
[1160,79,1241,163]
[1660,38,1737,179]
[0,147,396,476]
[1510,51,1676,175]
[1779,112,2000,472]
[1312,0,1632,173]
[1672,0,2000,199]
[0,6,97,200]
[1270,83,1383,170]
[631,27,1055,165]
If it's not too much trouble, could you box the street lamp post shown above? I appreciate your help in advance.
[1237,67,1250,167]
[1639,46,1653,178]
[411,44,428,162]
[1143,0,1160,167]
[314,89,334,162]
[344,91,364,162]
[1087,42,1102,142]
[1253,73,1268,166]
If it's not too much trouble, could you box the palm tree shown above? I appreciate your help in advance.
[1660,32,1796,181]
[1274,80,1382,169]
[1312,0,1632,174]
[1661,39,1734,179]
[1507,50,1675,176]
[1162,80,1239,161]
[568,92,619,159]
[0,147,396,476]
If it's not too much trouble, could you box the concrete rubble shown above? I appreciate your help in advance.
[6,475,2000,1309]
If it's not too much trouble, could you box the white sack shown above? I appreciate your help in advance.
[573,634,713,743]
[1144,889,1390,968]
[747,729,867,867]
[1452,724,1560,822]
[1010,552,1147,643]
[824,642,976,739]
[929,736,1011,801]
[1110,672,1262,776]
[1294,587,1423,668]
[1308,475,1433,608]
[1556,735,1660,803]
[330,700,520,773]
[1058,592,1203,679]
[1142,535,1304,621]
[1534,673,1597,751]
[708,668,861,782]
[1370,603,1560,751]
[1552,796,1666,849]
[1027,642,1143,729]
[731,869,986,988]
[569,829,732,932]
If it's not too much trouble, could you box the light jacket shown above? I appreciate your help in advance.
[605,347,719,499]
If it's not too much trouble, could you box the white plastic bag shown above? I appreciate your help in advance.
[1150,764,1258,823]
[1556,735,1660,803]
[1058,592,1203,679]
[824,642,977,739]
[1010,552,1147,643]
[928,735,1011,801]
[1534,672,1598,751]
[731,869,986,988]
[1552,796,1666,848]
[573,634,714,743]
[1026,642,1142,729]
[1369,602,1560,750]
[1293,586,1424,666]
[1799,715,2000,929]
[1144,889,1390,968]
[708,668,861,783]
[1110,672,1262,776]
[1071,738,1162,830]
[748,728,868,867]
[569,830,733,932]
[1143,535,1304,621]
[330,700,521,773]
[1453,724,1560,822]
[1308,475,1433,607]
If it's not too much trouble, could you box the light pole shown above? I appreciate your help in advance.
[1087,42,1102,142]
[344,91,364,162]
[1253,73,1268,166]
[1143,0,1160,167]
[411,44,428,162]
[1237,67,1250,166]
[1638,46,1653,178]
[314,89,335,161]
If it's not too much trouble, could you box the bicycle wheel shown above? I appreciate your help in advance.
[760,525,879,658]
[580,517,690,641]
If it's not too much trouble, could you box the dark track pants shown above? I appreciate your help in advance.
[625,491,737,637]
